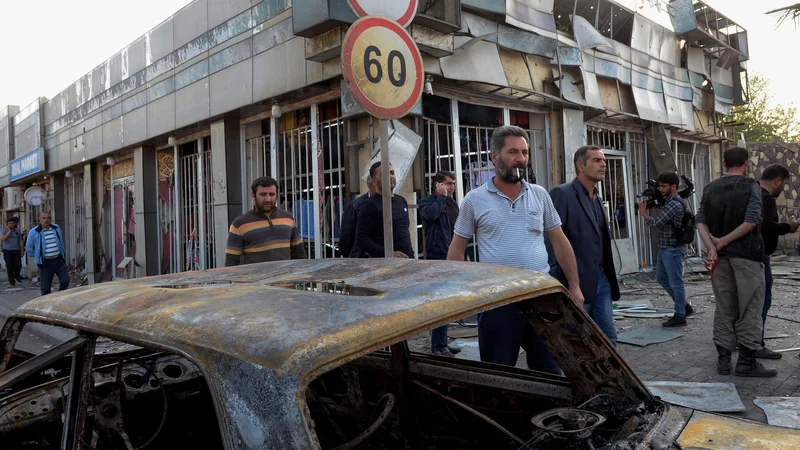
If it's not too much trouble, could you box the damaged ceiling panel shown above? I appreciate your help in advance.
[631,14,664,61]
[632,86,669,123]
[422,55,443,76]
[505,0,558,41]
[659,29,681,67]
[580,69,605,110]
[552,45,583,66]
[687,47,709,78]
[497,23,558,59]
[572,15,616,54]
[552,69,586,106]
[461,11,499,42]
[710,58,735,115]
[499,47,534,91]
[440,40,509,87]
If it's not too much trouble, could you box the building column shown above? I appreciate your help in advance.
[52,174,66,231]
[562,109,584,182]
[210,117,242,269]
[134,146,159,277]
[83,163,98,284]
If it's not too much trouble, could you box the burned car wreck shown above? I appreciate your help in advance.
[0,258,784,449]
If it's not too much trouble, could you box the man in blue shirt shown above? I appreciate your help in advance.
[25,212,70,296]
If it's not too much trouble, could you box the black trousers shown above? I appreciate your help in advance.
[3,250,22,282]
[38,257,70,296]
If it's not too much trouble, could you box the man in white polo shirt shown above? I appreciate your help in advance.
[447,125,583,375]
[25,212,70,296]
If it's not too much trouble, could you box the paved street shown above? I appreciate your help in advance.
[616,266,800,424]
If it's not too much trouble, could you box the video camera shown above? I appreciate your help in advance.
[637,174,695,209]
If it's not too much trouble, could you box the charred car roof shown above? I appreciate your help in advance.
[10,259,567,381]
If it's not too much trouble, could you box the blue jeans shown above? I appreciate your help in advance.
[38,256,70,296]
[656,247,687,317]
[477,304,561,375]
[584,268,617,345]
[761,257,773,346]
[431,325,448,352]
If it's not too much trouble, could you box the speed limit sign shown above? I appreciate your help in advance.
[341,16,424,120]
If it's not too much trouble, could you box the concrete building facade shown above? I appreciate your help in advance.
[0,0,749,282]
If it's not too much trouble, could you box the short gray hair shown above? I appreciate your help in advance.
[573,145,602,171]
[490,125,528,156]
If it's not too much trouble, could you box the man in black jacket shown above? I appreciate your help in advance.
[697,147,775,377]
[419,171,461,357]
[354,162,414,259]
[756,164,798,359]
[338,175,376,257]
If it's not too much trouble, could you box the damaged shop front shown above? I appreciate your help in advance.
[0,0,751,284]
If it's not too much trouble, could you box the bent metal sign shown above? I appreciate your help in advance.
[10,148,45,182]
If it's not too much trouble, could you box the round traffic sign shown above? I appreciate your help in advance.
[346,0,419,28]
[341,16,424,120]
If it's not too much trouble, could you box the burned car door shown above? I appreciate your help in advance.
[0,319,224,450]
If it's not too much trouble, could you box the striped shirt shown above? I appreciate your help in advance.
[454,179,561,274]
[225,208,307,266]
[42,228,61,258]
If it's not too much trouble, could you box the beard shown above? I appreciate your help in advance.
[496,157,524,183]
[257,203,275,214]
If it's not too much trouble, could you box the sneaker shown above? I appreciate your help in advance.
[15,277,24,283]
[8,281,15,287]
[755,347,783,360]
[685,304,695,316]
[662,315,686,327]
[433,348,457,358]
[447,346,462,355]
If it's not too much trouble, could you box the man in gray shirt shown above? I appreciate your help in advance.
[696,147,775,378]
[1,217,24,286]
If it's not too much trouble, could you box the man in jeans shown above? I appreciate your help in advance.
[420,171,462,357]
[25,212,70,296]
[548,146,620,344]
[638,172,694,327]
[697,147,775,377]
[0,217,24,286]
[755,164,798,359]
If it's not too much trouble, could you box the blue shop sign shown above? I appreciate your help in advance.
[10,148,45,182]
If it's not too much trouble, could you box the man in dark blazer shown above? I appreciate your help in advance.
[546,145,621,344]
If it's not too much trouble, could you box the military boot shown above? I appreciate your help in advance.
[715,345,732,375]
[735,347,778,378]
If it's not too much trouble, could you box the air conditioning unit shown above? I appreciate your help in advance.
[4,186,22,210]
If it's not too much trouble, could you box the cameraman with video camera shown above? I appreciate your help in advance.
[638,172,694,327]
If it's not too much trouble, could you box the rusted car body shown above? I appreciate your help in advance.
[0,259,795,449]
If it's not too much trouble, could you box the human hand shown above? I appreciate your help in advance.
[706,248,718,265]
[790,222,799,233]
[569,285,585,307]
[393,251,409,258]
[710,236,725,250]
[637,202,647,214]
[435,182,448,197]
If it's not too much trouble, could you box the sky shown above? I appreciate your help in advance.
[0,0,798,112]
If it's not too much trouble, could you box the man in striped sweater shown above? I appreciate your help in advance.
[225,176,306,266]
[25,212,70,296]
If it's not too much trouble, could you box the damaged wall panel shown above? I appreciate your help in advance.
[440,39,509,87]
[497,23,557,59]
[505,0,558,41]
[499,48,535,91]
[597,77,622,111]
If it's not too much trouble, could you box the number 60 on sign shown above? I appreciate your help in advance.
[341,16,424,120]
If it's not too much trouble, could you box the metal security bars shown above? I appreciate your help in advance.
[156,149,177,274]
[319,116,346,258]
[243,133,271,203]
[629,132,653,269]
[64,173,87,271]
[277,113,315,258]
[173,138,216,273]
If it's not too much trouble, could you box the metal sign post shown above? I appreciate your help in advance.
[341,12,424,258]
[379,119,393,256]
